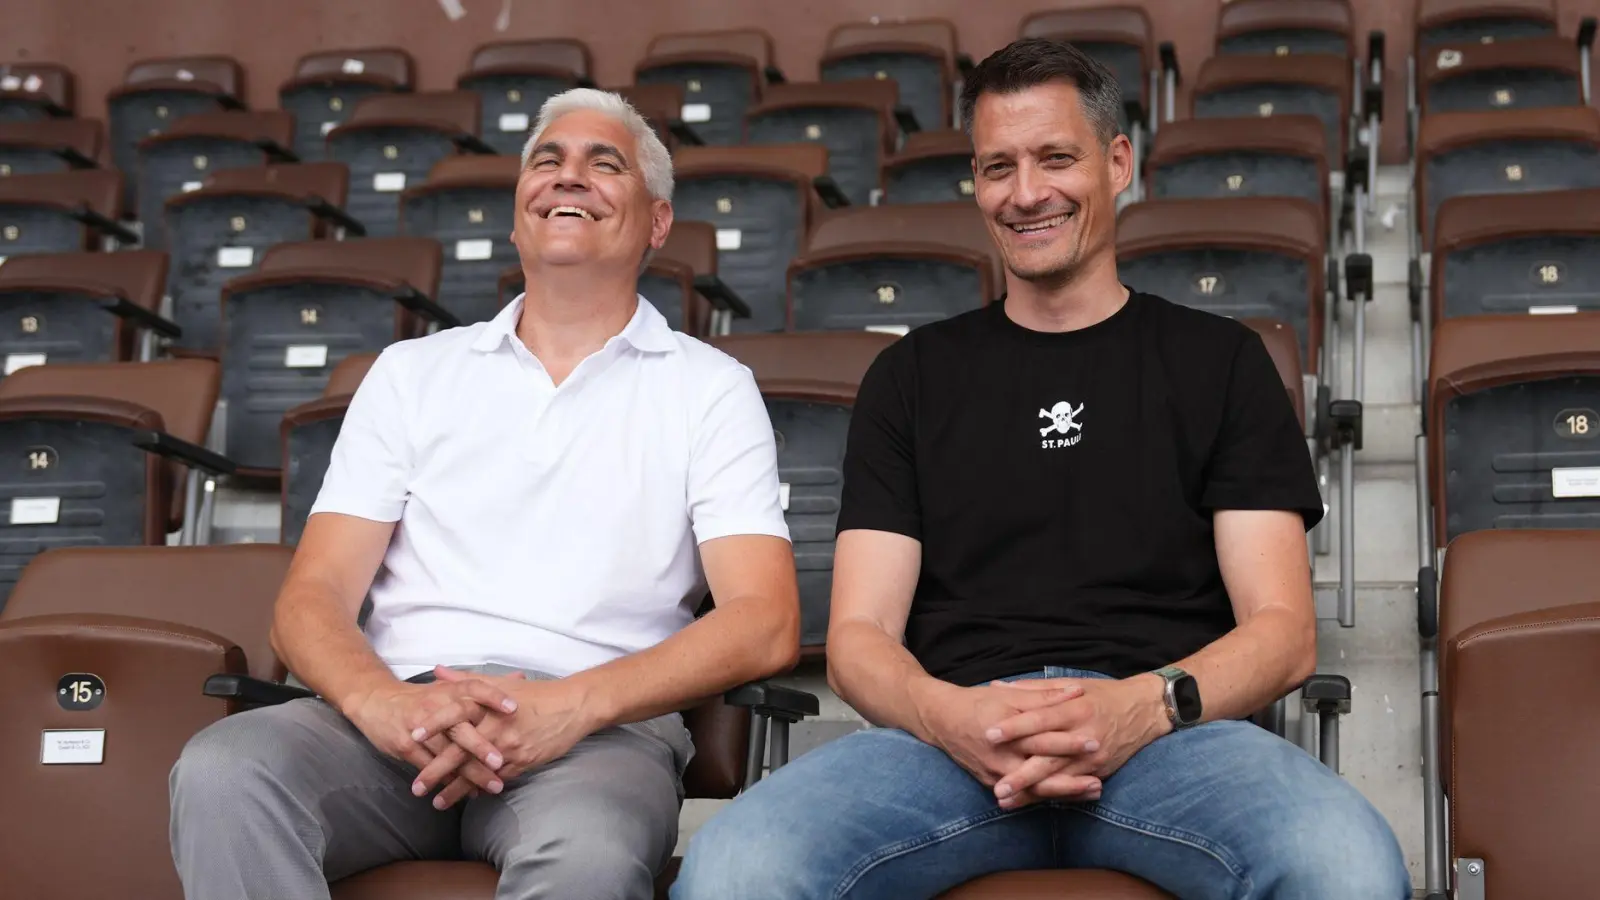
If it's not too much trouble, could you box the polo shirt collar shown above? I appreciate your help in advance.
[470,293,679,355]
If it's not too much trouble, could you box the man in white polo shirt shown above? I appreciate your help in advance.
[168,88,800,900]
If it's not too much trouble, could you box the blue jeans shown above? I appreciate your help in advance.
[671,668,1410,900]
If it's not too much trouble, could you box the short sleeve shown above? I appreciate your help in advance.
[1200,332,1325,529]
[836,343,921,540]
[687,364,791,544]
[308,349,414,523]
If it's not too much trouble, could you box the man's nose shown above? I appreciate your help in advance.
[1011,160,1051,210]
[554,155,591,192]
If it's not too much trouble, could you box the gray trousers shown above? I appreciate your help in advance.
[169,667,692,900]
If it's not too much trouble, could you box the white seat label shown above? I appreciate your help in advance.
[498,112,530,133]
[4,352,46,375]
[181,181,202,193]
[285,345,329,368]
[373,172,406,192]
[681,103,713,123]
[456,238,494,261]
[217,246,254,268]
[0,76,19,91]
[715,228,742,251]
[1529,305,1579,315]
[1553,467,1600,499]
[175,69,195,82]
[321,120,339,136]
[779,482,791,511]
[12,496,61,525]
[41,730,105,765]
[341,58,366,75]
[866,324,910,336]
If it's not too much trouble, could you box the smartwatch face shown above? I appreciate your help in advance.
[1173,675,1203,723]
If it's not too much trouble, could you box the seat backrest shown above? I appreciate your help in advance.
[673,142,830,181]
[1214,0,1353,55]
[194,160,350,206]
[120,55,241,98]
[287,48,413,91]
[745,80,899,206]
[341,91,480,136]
[1416,0,1558,47]
[1420,36,1583,116]
[154,109,293,148]
[0,63,75,115]
[1431,188,1600,323]
[0,118,102,167]
[745,79,899,141]
[0,248,167,314]
[1241,317,1306,422]
[658,220,717,274]
[711,330,897,391]
[1017,6,1153,108]
[0,169,125,254]
[325,352,378,396]
[414,153,520,191]
[1146,114,1329,206]
[259,236,443,299]
[880,129,974,203]
[1190,53,1351,164]
[614,83,687,148]
[467,39,591,80]
[0,358,219,448]
[820,19,957,133]
[807,201,1000,288]
[826,19,957,62]
[645,29,774,69]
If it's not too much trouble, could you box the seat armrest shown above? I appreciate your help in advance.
[70,203,139,245]
[668,120,705,146]
[98,295,181,338]
[203,674,316,706]
[303,194,367,236]
[725,680,819,722]
[692,273,751,318]
[1301,673,1352,715]
[253,139,299,164]
[811,175,850,208]
[393,285,461,328]
[132,430,238,476]
[453,132,498,155]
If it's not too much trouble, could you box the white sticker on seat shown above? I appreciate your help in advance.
[0,76,18,91]
[681,103,713,123]
[374,172,406,192]
[217,246,254,268]
[4,352,45,375]
[321,120,338,136]
[456,238,493,261]
[1529,305,1579,315]
[12,496,60,525]
[715,228,742,251]
[498,112,530,133]
[866,324,910,336]
[341,58,366,75]
[779,482,791,511]
[181,181,202,193]
[41,730,105,765]
[22,74,41,94]
[1553,467,1600,499]
[284,345,329,368]
[175,69,195,82]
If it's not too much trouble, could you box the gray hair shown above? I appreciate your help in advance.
[521,88,674,202]
[958,38,1125,147]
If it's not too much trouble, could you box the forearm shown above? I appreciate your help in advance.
[1170,606,1315,725]
[825,618,950,743]
[271,584,397,715]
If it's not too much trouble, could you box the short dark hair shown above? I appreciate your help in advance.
[958,38,1124,146]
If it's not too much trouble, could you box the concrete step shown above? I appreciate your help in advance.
[1315,465,1422,590]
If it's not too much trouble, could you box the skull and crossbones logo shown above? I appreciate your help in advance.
[1039,401,1084,437]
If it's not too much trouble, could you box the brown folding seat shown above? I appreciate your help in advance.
[820,18,964,133]
[280,47,415,160]
[165,162,357,354]
[1436,529,1600,898]
[635,28,781,147]
[0,250,175,371]
[218,237,448,477]
[0,169,135,255]
[1190,53,1352,167]
[1416,0,1557,49]
[459,39,592,155]
[1420,36,1584,116]
[0,63,74,119]
[135,110,296,249]
[787,202,999,333]
[0,118,102,176]
[280,351,378,545]
[1429,188,1600,325]
[615,82,697,150]
[0,543,295,899]
[1214,0,1354,57]
[326,91,492,238]
[745,79,905,208]
[1244,317,1308,424]
[711,330,897,651]
[399,153,519,325]
[939,871,1170,899]
[671,143,838,332]
[879,129,972,205]
[106,56,243,209]
[1019,6,1156,131]
[1144,115,1329,214]
[1414,106,1600,247]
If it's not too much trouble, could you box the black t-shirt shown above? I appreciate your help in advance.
[836,291,1323,686]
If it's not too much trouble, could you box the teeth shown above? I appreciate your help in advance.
[547,206,595,221]
[1011,213,1070,233]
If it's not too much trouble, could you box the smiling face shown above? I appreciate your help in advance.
[511,108,672,272]
[970,80,1132,287]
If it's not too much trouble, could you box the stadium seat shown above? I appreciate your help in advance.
[1145,114,1329,212]
[710,330,896,650]
[0,250,175,372]
[217,237,449,476]
[819,18,964,134]
[0,118,102,176]
[1429,188,1600,324]
[1418,35,1584,116]
[279,351,378,545]
[938,871,1170,899]
[0,63,74,121]
[745,79,906,207]
[1427,313,1600,543]
[1415,0,1557,48]
[1018,5,1156,137]
[326,91,493,238]
[671,143,838,332]
[399,154,518,325]
[1190,53,1352,168]
[1435,529,1600,898]
[106,56,243,210]
[616,83,701,151]
[879,129,972,204]
[280,47,414,161]
[165,162,358,355]
[787,202,998,333]
[0,169,135,255]
[1246,316,1310,425]
[458,39,591,155]
[635,28,782,147]
[0,543,295,898]
[135,110,296,250]
[1214,0,1354,57]
[1414,106,1600,247]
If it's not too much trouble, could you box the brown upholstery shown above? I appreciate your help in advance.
[189,161,351,206]
[1144,114,1330,207]
[802,201,1002,296]
[1429,188,1600,326]
[1216,0,1352,43]
[660,220,719,275]
[1427,313,1600,543]
[283,47,414,92]
[112,55,241,100]
[711,330,897,399]
[674,142,829,181]
[332,862,501,900]
[0,169,126,247]
[885,128,971,166]
[338,91,481,137]
[497,265,523,310]
[1420,35,1581,115]
[0,118,102,164]
[257,236,443,299]
[616,83,688,148]
[1019,6,1153,50]
[938,869,1172,899]
[1242,317,1306,422]
[745,80,900,155]
[326,352,379,398]
[644,29,775,70]
[1417,0,1557,34]
[826,19,958,62]
[465,39,591,80]
[1190,53,1351,158]
[1438,529,1600,897]
[0,248,168,362]
[410,153,519,195]
[142,109,294,152]
[0,63,75,113]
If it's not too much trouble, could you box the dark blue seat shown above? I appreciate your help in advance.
[280,48,413,161]
[135,110,297,251]
[0,250,174,376]
[458,39,590,156]
[635,29,777,147]
[106,56,243,212]
[0,169,134,257]
[0,118,100,177]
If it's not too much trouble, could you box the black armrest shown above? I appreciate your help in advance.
[55,146,98,169]
[668,119,705,146]
[1328,399,1364,451]
[764,65,786,85]
[1345,143,1370,191]
[393,285,461,328]
[1367,30,1386,89]
[1408,257,1424,324]
[97,295,182,339]
[692,273,751,318]
[1300,674,1352,715]
[216,94,246,111]
[254,139,299,164]
[203,673,315,706]
[1580,17,1597,51]
[132,430,237,475]
[956,53,975,77]
[453,133,498,155]
[575,75,598,89]
[725,680,819,722]
[811,175,850,209]
[69,203,139,245]
[1326,255,1341,301]
[303,194,367,236]
[1345,253,1373,301]
[1123,100,1147,134]
[893,104,921,135]
[1159,42,1181,86]
[1417,565,1439,639]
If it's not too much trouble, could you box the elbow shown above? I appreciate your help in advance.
[757,598,802,677]
[1285,620,1318,689]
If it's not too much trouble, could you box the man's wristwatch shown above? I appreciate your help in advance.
[1152,665,1203,730]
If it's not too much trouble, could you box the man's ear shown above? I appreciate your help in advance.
[650,199,674,250]
[1107,134,1135,197]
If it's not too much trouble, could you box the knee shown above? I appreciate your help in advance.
[500,832,659,900]
[169,711,288,820]
[1252,795,1412,900]
[670,809,806,900]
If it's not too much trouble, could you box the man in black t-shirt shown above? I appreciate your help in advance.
[673,39,1410,900]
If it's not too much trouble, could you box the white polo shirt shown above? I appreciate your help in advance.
[309,295,790,680]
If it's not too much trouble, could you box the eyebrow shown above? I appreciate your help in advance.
[976,141,1089,167]
[528,140,631,167]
